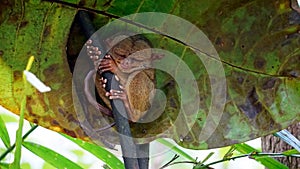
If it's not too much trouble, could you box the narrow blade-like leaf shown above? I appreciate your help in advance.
[0,115,10,148]
[157,138,195,162]
[0,162,9,169]
[63,134,124,169]
[22,141,82,169]
[201,152,214,164]
[282,149,300,157]
[235,143,288,169]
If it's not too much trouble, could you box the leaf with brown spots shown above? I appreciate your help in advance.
[0,0,299,150]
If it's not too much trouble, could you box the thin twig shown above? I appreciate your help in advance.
[159,154,180,169]
[159,152,300,169]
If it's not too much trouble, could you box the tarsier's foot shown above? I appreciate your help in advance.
[105,84,132,118]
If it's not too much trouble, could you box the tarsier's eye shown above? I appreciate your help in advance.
[112,53,126,60]
[131,58,139,62]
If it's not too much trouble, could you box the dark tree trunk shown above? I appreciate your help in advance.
[261,123,300,169]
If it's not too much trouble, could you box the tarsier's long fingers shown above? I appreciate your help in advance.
[98,55,115,73]
[99,64,113,72]
[114,75,120,82]
[106,89,127,100]
[99,77,107,88]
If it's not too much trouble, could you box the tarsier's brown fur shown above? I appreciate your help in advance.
[95,34,157,122]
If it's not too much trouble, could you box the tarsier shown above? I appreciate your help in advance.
[85,34,161,123]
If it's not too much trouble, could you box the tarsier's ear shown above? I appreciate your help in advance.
[151,53,165,60]
[104,38,113,49]
[104,35,130,49]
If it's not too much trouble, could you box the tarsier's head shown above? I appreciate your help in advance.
[106,34,157,73]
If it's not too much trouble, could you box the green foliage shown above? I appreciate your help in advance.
[64,135,125,169]
[157,138,195,162]
[0,0,299,150]
[282,149,300,156]
[0,162,9,169]
[22,141,83,169]
[11,88,27,168]
[234,143,288,169]
[20,162,31,169]
[0,115,10,148]
[0,0,299,168]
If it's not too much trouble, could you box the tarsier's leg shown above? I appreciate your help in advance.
[84,70,112,117]
[100,74,134,121]
[83,70,116,132]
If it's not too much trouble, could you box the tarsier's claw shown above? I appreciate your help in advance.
[86,39,92,45]
[90,55,99,60]
[115,75,120,81]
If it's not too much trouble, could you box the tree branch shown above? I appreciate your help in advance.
[77,10,149,169]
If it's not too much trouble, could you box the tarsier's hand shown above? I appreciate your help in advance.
[98,55,119,74]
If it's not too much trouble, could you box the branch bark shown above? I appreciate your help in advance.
[77,10,149,169]
[262,123,300,168]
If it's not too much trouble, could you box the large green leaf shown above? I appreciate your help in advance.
[0,0,299,150]
[0,0,90,141]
